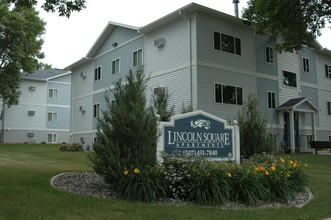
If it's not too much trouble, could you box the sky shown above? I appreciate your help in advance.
[37,0,331,69]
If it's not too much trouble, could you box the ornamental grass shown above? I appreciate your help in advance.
[115,153,309,205]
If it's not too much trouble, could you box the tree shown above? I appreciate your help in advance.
[4,0,86,17]
[152,87,174,122]
[0,2,45,106]
[243,0,331,52]
[236,93,275,158]
[89,69,158,185]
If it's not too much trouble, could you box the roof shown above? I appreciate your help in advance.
[277,97,320,113]
[138,3,247,34]
[21,68,70,81]
[66,22,139,70]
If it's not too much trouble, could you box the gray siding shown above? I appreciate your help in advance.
[95,27,139,57]
[255,35,277,76]
[300,48,317,84]
[196,13,255,72]
[47,82,71,106]
[196,65,255,121]
[256,77,279,124]
[93,36,143,91]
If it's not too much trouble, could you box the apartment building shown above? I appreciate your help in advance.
[66,3,331,152]
[0,68,71,143]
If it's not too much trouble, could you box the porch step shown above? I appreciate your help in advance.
[295,148,315,154]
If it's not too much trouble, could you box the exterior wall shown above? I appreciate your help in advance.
[316,52,331,141]
[278,51,301,105]
[256,77,279,125]
[95,26,139,57]
[300,48,317,84]
[1,73,71,144]
[144,15,194,112]
[255,35,278,76]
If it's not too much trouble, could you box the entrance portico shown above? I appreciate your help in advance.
[276,97,320,153]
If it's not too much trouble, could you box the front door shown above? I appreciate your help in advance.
[284,112,299,149]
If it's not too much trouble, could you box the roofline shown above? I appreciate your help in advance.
[85,21,139,58]
[276,97,320,112]
[65,57,93,70]
[47,70,71,80]
[21,70,71,81]
[138,3,248,34]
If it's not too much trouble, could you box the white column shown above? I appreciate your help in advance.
[311,112,316,142]
[290,110,295,153]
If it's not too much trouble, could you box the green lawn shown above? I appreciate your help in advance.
[0,144,330,220]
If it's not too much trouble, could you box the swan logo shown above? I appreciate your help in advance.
[190,119,211,129]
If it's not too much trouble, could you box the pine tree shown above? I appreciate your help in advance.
[237,93,275,158]
[152,87,174,122]
[88,69,158,184]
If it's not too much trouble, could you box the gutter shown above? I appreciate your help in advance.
[179,10,193,108]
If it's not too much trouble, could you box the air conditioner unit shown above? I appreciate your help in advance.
[154,87,166,96]
[29,86,36,91]
[80,72,86,78]
[27,132,34,137]
[79,105,86,112]
[154,38,165,48]
[28,110,35,116]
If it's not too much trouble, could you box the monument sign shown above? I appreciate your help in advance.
[157,110,240,163]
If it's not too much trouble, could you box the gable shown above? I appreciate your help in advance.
[94,26,140,57]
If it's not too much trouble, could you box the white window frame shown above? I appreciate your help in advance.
[48,133,57,143]
[47,112,58,122]
[267,91,276,109]
[112,58,120,75]
[94,66,102,81]
[303,57,309,73]
[214,83,243,105]
[93,103,101,118]
[213,31,241,56]
[48,88,59,98]
[133,49,143,67]
[265,46,274,64]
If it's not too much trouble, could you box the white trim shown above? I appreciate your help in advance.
[111,57,121,75]
[71,130,97,135]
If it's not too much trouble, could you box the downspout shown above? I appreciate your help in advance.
[179,10,193,108]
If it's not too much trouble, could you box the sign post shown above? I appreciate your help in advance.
[157,110,240,164]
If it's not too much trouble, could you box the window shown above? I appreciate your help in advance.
[265,46,274,64]
[213,31,241,55]
[283,71,297,87]
[93,103,100,118]
[327,101,331,115]
[112,58,120,75]
[94,67,101,81]
[48,133,57,143]
[303,57,309,73]
[48,112,57,122]
[267,91,276,109]
[215,83,243,105]
[133,49,143,67]
[325,65,331,78]
[48,89,58,98]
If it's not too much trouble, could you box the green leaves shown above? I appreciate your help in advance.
[0,2,45,106]
[243,0,331,52]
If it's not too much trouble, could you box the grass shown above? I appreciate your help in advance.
[0,144,330,220]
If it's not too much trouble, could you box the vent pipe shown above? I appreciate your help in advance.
[233,0,240,17]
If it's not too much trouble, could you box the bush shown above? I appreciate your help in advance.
[59,143,83,152]
[116,165,168,203]
[236,93,276,158]
[88,69,158,185]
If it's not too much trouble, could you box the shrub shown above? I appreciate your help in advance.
[59,143,83,152]
[116,165,168,202]
[152,87,174,122]
[88,69,158,185]
[236,93,276,158]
